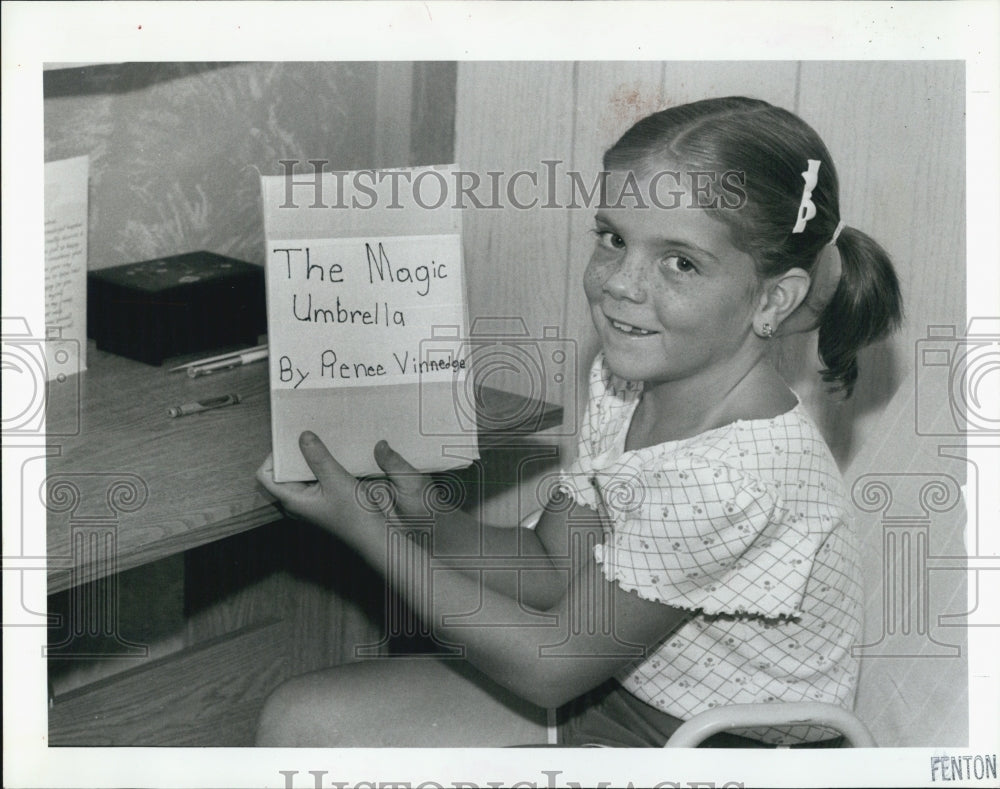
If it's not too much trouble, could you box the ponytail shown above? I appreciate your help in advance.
[816,226,903,397]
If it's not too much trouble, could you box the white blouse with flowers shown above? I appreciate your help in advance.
[559,353,863,745]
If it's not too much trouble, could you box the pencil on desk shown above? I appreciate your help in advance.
[169,343,268,373]
[187,347,268,377]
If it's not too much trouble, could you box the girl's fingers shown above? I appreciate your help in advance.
[255,456,277,494]
[255,453,311,502]
[298,431,353,494]
[259,437,382,535]
[374,440,424,492]
[374,440,417,475]
[256,453,274,480]
[374,440,431,513]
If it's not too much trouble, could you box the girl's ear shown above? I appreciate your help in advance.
[754,267,810,336]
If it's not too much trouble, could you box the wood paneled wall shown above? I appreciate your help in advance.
[456,61,967,747]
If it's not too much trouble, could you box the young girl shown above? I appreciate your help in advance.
[255,96,901,748]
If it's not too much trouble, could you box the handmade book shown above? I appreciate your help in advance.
[261,164,478,480]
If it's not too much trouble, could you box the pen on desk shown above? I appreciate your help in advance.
[169,343,268,373]
[167,393,242,418]
[187,347,269,378]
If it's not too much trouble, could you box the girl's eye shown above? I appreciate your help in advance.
[594,229,625,250]
[662,254,697,274]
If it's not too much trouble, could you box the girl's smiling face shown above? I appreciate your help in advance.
[584,169,763,389]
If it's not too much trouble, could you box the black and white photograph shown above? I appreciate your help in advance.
[3,3,998,788]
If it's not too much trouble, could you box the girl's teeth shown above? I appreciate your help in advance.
[610,319,653,336]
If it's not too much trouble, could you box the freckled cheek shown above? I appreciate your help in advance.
[648,280,697,330]
[651,285,750,339]
[583,257,610,303]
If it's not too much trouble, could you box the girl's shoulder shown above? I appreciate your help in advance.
[635,400,838,482]
[581,353,841,481]
[690,401,832,462]
[727,401,833,459]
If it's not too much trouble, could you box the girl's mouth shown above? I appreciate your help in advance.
[608,317,657,337]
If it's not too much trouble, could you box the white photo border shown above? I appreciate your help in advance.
[3,2,998,788]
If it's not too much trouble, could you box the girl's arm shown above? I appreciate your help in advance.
[369,441,603,610]
[258,433,690,709]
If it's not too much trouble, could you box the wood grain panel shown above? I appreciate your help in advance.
[455,63,576,406]
[45,343,279,594]
[375,62,413,168]
[49,620,289,746]
[658,61,800,109]
[410,62,458,167]
[795,61,965,466]
[838,370,969,747]
[796,61,967,747]
[183,519,389,673]
[47,553,187,696]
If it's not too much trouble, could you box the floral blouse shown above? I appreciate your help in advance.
[559,353,863,744]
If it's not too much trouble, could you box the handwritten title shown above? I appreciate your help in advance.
[268,235,466,389]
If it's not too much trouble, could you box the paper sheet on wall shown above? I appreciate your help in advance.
[44,155,89,378]
[261,164,478,480]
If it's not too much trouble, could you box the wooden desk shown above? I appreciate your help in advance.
[46,342,563,745]
[46,343,563,594]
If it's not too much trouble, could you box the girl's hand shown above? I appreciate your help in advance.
[372,440,438,522]
[256,431,382,537]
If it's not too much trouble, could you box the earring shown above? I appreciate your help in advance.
[759,322,774,339]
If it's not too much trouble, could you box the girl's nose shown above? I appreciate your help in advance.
[602,257,646,302]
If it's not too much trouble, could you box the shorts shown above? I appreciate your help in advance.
[556,680,845,748]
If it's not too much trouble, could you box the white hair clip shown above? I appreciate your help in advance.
[792,159,821,233]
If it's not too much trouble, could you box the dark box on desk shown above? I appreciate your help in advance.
[87,251,266,365]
